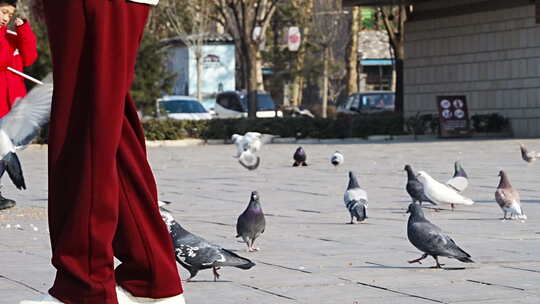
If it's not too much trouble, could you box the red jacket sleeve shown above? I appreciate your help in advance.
[0,27,12,70]
[14,21,38,67]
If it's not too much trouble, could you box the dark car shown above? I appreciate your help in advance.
[337,91,395,115]
[214,91,283,118]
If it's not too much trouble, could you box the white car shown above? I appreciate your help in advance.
[157,96,213,120]
[214,91,283,119]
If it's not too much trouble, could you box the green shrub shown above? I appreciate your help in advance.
[471,113,510,133]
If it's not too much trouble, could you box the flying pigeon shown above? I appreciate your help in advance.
[404,165,435,206]
[236,191,266,252]
[159,203,255,281]
[293,146,307,167]
[407,203,474,268]
[231,132,262,158]
[238,149,260,171]
[343,171,368,223]
[495,170,526,220]
[446,161,468,193]
[331,151,344,167]
[0,74,53,190]
[520,143,540,163]
[417,171,474,210]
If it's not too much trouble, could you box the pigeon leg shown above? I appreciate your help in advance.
[349,216,355,224]
[451,204,455,211]
[293,162,299,167]
[212,267,221,281]
[408,253,428,264]
[241,236,251,252]
[431,256,444,269]
[302,162,308,166]
[250,239,260,251]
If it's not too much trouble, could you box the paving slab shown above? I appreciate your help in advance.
[1,138,540,303]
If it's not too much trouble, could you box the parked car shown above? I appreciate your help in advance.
[214,91,283,118]
[337,91,395,116]
[157,96,213,120]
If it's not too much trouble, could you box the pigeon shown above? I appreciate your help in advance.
[446,161,468,193]
[406,203,474,268]
[404,165,435,206]
[343,171,368,223]
[236,191,266,252]
[417,171,474,210]
[293,146,308,167]
[331,151,344,167]
[238,149,260,171]
[520,143,540,163]
[495,170,526,220]
[158,203,255,281]
[231,132,262,158]
[0,74,53,190]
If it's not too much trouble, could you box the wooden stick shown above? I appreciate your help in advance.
[7,67,44,85]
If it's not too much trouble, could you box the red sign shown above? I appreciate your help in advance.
[287,27,301,52]
[437,95,471,138]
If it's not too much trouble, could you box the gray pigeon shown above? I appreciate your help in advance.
[495,170,526,220]
[343,171,368,224]
[293,146,307,167]
[520,143,540,163]
[407,203,473,268]
[446,161,468,193]
[159,204,255,281]
[236,191,266,252]
[404,165,435,206]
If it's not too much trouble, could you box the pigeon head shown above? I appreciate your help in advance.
[296,146,304,153]
[406,203,425,218]
[497,170,512,188]
[404,165,416,180]
[347,171,360,189]
[250,191,260,202]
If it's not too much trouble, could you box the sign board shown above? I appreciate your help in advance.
[287,27,301,51]
[436,95,471,138]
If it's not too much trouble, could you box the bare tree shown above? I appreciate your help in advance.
[213,0,278,118]
[312,0,345,118]
[378,5,410,114]
[166,1,213,103]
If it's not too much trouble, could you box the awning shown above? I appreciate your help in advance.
[361,59,394,66]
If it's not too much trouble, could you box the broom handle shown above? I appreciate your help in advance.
[7,67,44,85]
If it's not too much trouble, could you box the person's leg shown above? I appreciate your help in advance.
[113,94,183,298]
[42,0,182,303]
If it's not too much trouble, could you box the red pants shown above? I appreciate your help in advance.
[43,1,183,303]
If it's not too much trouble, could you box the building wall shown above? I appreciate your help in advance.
[404,3,540,137]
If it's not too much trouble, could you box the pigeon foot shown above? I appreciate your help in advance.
[212,267,221,281]
[408,254,428,264]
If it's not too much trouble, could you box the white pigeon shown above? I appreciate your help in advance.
[238,149,260,171]
[416,171,474,210]
[231,132,262,158]
[0,74,53,190]
[446,161,468,193]
[331,151,344,167]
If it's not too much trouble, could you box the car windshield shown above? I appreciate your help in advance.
[361,94,395,109]
[240,94,276,111]
[161,99,208,114]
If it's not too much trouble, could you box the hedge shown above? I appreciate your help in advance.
[33,112,511,143]
[142,112,405,140]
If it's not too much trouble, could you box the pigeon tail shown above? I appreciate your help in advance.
[456,256,474,263]
[1,152,25,190]
[220,248,256,269]
[347,200,367,222]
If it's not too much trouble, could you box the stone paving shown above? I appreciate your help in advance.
[1,139,540,304]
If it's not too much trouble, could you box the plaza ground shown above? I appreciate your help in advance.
[1,139,540,303]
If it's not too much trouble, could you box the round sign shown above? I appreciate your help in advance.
[453,99,464,108]
[440,99,451,109]
[442,109,452,119]
[454,109,465,119]
[288,26,301,52]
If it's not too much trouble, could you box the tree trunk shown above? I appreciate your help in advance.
[346,7,360,95]
[394,58,404,114]
[255,50,265,91]
[322,47,329,118]
[246,45,259,118]
[196,51,203,103]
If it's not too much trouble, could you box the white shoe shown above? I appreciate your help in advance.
[19,294,64,304]
[116,286,186,304]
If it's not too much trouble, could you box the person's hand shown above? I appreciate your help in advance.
[14,18,24,27]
